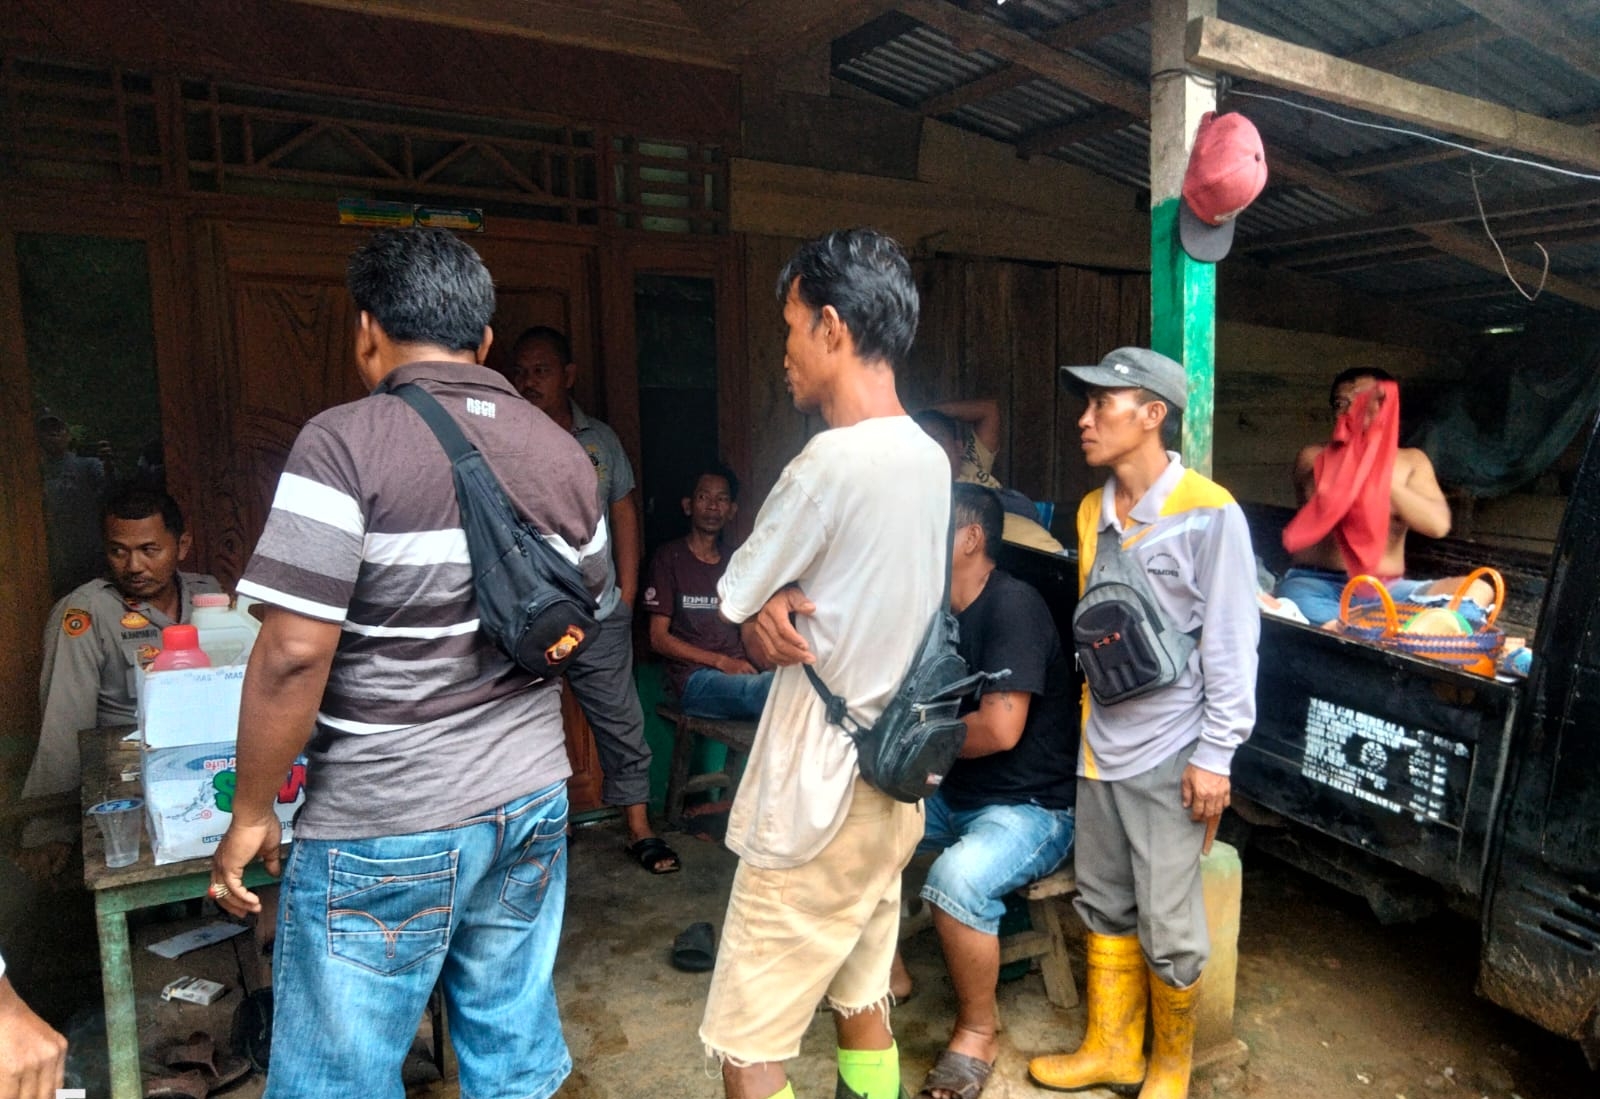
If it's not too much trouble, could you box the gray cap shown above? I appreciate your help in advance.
[1059,347,1187,411]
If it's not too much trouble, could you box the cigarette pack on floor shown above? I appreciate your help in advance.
[162,977,227,1005]
[142,741,306,865]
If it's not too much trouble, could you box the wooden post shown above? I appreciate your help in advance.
[1150,0,1218,476]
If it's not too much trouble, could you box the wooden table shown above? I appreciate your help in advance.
[79,727,278,1099]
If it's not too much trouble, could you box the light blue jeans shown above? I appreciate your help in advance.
[266,782,571,1099]
[678,668,773,721]
[918,792,1076,935]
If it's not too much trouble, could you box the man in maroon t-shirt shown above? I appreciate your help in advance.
[643,464,772,720]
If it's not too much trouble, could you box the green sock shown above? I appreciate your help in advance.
[762,1086,795,1099]
[837,1042,899,1099]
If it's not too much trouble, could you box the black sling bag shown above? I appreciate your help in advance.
[1072,524,1198,705]
[393,383,599,679]
[802,512,1007,803]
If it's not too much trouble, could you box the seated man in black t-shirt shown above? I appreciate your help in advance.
[642,463,772,720]
[905,483,1078,1099]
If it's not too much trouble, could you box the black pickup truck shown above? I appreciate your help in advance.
[997,419,1600,1067]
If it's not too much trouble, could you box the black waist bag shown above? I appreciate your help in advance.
[1073,525,1196,706]
[803,514,1007,803]
[394,383,599,679]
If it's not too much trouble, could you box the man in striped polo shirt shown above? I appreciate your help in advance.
[209,228,606,1099]
[1031,348,1259,1099]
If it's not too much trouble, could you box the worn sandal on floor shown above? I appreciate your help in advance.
[671,921,717,972]
[916,1048,995,1099]
[625,836,682,874]
[144,1069,209,1099]
[230,988,272,1073]
[166,1031,252,1093]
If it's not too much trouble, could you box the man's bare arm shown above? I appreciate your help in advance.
[648,614,758,674]
[1292,444,1321,506]
[611,490,644,608]
[1391,449,1451,539]
[738,587,815,668]
[0,973,67,1099]
[209,606,339,916]
[958,689,1030,758]
[932,397,1002,455]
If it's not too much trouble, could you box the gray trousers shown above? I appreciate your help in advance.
[1072,742,1210,988]
[564,610,652,808]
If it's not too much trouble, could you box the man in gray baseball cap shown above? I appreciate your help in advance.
[1032,345,1259,1099]
[1059,347,1188,413]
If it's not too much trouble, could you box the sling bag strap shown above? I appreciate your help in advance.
[1088,522,1201,649]
[802,507,957,735]
[392,382,482,466]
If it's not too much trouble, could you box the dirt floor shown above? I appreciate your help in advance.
[16,812,1597,1098]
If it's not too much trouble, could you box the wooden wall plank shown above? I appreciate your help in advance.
[905,256,965,414]
[290,0,728,68]
[0,231,48,794]
[1005,266,1061,504]
[962,262,1021,482]
[1189,16,1600,173]
[10,0,740,142]
[730,157,1149,271]
[742,235,813,513]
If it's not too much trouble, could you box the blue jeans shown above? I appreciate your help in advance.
[918,792,1076,935]
[678,668,773,721]
[1277,567,1490,629]
[267,782,571,1099]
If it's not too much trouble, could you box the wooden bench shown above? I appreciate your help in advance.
[656,704,757,829]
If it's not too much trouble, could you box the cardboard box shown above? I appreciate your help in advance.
[137,666,247,748]
[142,741,306,865]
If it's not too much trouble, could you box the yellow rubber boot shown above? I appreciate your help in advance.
[1028,932,1148,1093]
[1138,970,1200,1099]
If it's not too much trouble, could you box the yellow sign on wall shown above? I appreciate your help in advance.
[337,199,485,232]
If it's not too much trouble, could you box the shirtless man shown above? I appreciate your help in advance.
[1278,368,1491,627]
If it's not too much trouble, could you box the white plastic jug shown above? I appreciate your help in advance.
[191,593,260,666]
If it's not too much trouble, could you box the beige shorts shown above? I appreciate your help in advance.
[699,780,924,1065]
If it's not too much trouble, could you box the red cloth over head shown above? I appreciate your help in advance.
[1282,380,1399,576]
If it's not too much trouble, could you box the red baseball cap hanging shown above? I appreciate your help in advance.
[1178,111,1268,263]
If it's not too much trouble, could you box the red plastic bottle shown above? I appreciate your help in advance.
[148,624,212,671]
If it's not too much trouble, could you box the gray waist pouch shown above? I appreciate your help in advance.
[1073,525,1197,706]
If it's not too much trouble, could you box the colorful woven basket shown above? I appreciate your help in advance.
[1337,568,1505,676]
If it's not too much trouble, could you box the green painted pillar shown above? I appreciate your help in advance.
[1151,197,1217,476]
[1150,0,1218,477]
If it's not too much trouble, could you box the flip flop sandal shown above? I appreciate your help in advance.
[670,920,717,972]
[229,987,272,1073]
[144,1069,209,1099]
[916,1048,995,1099]
[166,1031,252,1093]
[625,836,682,874]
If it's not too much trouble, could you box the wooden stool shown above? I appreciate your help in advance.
[1000,865,1080,1009]
[657,704,757,829]
[900,861,1081,1010]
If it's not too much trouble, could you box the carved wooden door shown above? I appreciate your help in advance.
[195,216,607,812]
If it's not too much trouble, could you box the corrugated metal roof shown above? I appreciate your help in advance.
[827,0,1600,323]
[835,26,1002,107]
[951,79,1101,139]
